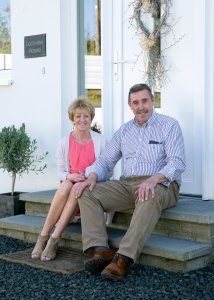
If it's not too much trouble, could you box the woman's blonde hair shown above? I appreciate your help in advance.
[67,97,95,121]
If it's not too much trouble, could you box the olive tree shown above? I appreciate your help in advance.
[0,123,48,195]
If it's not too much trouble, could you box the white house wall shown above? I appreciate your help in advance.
[0,0,62,193]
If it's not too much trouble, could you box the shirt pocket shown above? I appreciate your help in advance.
[143,143,165,163]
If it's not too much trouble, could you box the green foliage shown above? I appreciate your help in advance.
[87,38,96,55]
[0,124,48,195]
[87,89,101,108]
[86,39,101,55]
[0,4,11,54]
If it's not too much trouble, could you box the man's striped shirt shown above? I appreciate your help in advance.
[86,112,186,185]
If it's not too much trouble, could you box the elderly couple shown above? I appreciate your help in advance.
[31,83,186,281]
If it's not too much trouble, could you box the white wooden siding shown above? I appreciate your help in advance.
[85,55,102,89]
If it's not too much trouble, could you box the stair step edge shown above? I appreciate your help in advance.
[0,215,212,262]
[21,192,214,224]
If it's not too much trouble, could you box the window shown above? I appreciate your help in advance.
[84,0,101,109]
[0,0,11,71]
[84,0,101,56]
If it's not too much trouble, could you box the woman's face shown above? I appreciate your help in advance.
[73,108,92,132]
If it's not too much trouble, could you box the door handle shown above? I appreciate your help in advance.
[114,60,126,64]
[113,52,134,81]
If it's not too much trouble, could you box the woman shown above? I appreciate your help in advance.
[31,97,111,261]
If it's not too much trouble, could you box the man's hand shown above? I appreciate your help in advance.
[135,173,167,202]
[72,172,97,198]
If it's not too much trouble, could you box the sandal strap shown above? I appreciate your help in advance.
[31,235,49,259]
[41,236,60,261]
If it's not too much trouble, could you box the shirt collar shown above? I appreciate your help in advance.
[133,111,157,127]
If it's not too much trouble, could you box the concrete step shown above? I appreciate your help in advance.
[20,191,214,244]
[20,190,56,217]
[111,197,214,245]
[0,214,212,273]
[154,197,214,245]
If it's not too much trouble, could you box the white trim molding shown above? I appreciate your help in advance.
[202,0,214,200]
[0,70,12,86]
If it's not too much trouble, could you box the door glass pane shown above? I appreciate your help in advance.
[84,0,102,127]
[0,0,11,70]
[84,0,101,56]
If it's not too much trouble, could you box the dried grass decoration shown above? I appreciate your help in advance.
[130,0,182,89]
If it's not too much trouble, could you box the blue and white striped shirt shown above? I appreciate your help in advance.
[86,112,186,185]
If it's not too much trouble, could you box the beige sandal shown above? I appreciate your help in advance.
[31,235,49,259]
[40,236,60,261]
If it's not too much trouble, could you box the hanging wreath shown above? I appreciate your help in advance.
[130,0,182,90]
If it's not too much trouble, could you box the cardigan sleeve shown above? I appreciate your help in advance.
[55,136,70,181]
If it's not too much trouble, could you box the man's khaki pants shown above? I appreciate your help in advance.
[78,176,179,262]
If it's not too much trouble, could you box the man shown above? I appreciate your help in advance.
[74,83,186,280]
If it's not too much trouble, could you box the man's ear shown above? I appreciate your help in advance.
[128,102,133,110]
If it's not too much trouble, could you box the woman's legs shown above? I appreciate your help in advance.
[50,190,79,239]
[41,188,80,261]
[40,181,73,236]
[31,181,73,259]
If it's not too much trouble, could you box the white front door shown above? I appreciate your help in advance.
[102,0,144,179]
[101,0,204,195]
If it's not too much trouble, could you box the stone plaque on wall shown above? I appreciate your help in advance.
[24,34,46,58]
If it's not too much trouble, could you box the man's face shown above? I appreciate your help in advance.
[129,89,154,125]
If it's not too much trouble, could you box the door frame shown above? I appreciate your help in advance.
[101,0,125,179]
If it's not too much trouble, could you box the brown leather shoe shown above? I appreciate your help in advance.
[84,248,116,274]
[101,253,133,280]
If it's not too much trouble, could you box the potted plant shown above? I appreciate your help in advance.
[0,123,48,217]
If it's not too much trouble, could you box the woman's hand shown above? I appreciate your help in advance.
[66,173,85,183]
[72,172,97,198]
